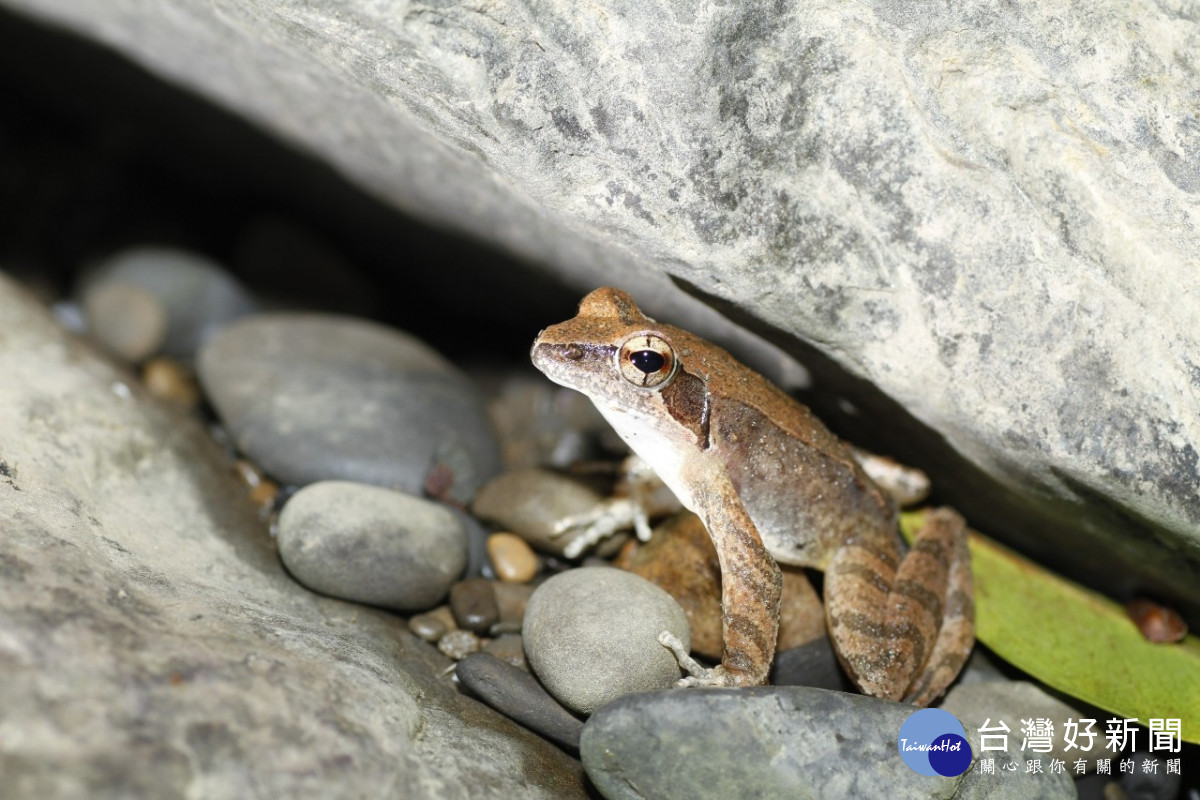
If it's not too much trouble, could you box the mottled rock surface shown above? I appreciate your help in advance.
[7,0,1196,619]
[0,274,584,798]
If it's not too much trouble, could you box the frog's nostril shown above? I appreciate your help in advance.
[563,345,584,360]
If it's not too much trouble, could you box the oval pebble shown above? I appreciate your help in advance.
[483,633,528,671]
[450,578,500,634]
[438,629,483,660]
[457,652,583,751]
[81,246,256,357]
[276,481,467,611]
[487,532,539,583]
[141,357,200,411]
[198,313,502,503]
[82,281,167,362]
[492,581,535,634]
[408,605,457,643]
[472,469,625,557]
[523,567,689,715]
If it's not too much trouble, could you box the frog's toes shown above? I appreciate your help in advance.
[657,631,733,687]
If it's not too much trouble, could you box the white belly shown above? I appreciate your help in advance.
[593,403,698,513]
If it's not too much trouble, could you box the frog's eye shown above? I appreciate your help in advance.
[617,334,677,389]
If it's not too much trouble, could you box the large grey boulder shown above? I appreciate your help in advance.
[4,0,1198,617]
[0,272,584,798]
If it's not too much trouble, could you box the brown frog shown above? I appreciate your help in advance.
[530,287,974,705]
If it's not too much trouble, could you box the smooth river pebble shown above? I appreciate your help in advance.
[523,567,689,715]
[486,532,539,583]
[82,281,167,362]
[198,313,502,503]
[472,469,626,557]
[450,578,500,634]
[276,481,467,611]
[456,653,583,751]
[81,246,256,357]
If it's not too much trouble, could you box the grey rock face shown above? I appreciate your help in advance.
[583,686,1077,800]
[276,480,468,611]
[10,0,1199,614]
[0,274,584,798]
[523,567,689,715]
[582,687,964,800]
[197,313,502,504]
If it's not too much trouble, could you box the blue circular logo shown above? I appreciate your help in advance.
[898,708,973,777]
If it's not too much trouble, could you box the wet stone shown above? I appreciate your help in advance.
[455,509,492,580]
[457,653,584,752]
[617,512,723,658]
[582,687,962,799]
[450,577,500,634]
[1116,754,1181,800]
[619,513,825,660]
[941,680,1096,767]
[82,281,167,362]
[197,313,502,504]
[81,246,256,358]
[523,567,689,715]
[487,532,540,583]
[493,581,535,634]
[769,636,853,692]
[438,629,482,660]
[483,633,527,671]
[777,567,828,650]
[483,374,615,470]
[471,469,609,557]
[276,481,467,612]
[408,605,457,643]
[140,357,200,411]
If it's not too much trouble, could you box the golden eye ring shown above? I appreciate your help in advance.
[617,334,677,389]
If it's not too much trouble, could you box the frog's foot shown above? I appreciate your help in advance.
[825,507,974,706]
[549,456,681,558]
[849,446,931,507]
[658,631,744,688]
[550,498,646,558]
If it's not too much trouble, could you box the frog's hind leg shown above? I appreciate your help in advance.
[825,507,973,705]
[902,510,974,706]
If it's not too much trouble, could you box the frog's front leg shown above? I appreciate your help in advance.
[662,465,782,687]
[824,507,973,705]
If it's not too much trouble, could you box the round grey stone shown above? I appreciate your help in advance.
[197,313,502,503]
[81,281,168,362]
[523,567,689,715]
[276,480,467,611]
[80,246,256,358]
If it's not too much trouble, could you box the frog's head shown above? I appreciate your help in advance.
[531,287,710,450]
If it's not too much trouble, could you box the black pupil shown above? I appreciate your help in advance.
[630,350,666,374]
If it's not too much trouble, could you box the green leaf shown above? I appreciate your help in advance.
[901,510,1200,744]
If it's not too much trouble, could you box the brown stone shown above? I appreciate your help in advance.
[618,512,827,660]
[617,512,724,659]
[141,357,201,410]
[487,532,540,583]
